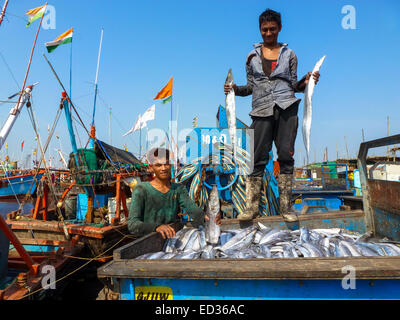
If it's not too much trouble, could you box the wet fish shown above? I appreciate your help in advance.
[160,252,177,259]
[259,229,291,246]
[147,251,167,259]
[175,228,197,251]
[302,242,324,257]
[302,55,326,161]
[205,185,221,244]
[225,68,237,159]
[136,226,400,260]
[341,241,362,257]
[183,230,200,252]
[218,226,257,252]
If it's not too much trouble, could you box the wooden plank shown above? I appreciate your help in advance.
[98,256,400,280]
[220,210,365,231]
[7,219,128,239]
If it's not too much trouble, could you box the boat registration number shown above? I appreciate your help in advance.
[135,286,173,300]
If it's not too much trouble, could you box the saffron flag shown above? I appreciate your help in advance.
[26,4,47,27]
[5,142,8,149]
[21,141,25,152]
[45,28,73,53]
[154,77,173,100]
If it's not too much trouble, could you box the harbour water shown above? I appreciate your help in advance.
[0,201,34,218]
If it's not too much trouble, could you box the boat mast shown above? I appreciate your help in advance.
[0,0,10,27]
[0,84,37,151]
[0,2,46,151]
[89,28,104,149]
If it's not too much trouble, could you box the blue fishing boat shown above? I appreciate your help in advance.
[0,171,43,200]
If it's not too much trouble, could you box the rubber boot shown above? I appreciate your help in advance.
[278,174,298,222]
[237,176,262,221]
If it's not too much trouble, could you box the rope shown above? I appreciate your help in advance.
[19,234,130,299]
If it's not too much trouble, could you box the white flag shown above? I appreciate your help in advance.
[141,104,155,124]
[123,114,143,137]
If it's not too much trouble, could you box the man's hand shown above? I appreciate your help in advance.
[156,224,176,239]
[224,83,237,95]
[204,212,222,226]
[304,71,320,86]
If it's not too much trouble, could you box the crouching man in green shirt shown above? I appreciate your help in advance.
[128,147,221,239]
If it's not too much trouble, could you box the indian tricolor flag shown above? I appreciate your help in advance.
[45,28,73,53]
[25,3,47,27]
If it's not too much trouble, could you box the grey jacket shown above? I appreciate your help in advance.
[235,42,306,117]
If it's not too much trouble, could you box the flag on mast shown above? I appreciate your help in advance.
[21,141,24,152]
[45,28,73,53]
[123,114,143,136]
[141,104,155,123]
[154,77,173,101]
[25,3,47,27]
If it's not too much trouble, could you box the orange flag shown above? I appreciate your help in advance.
[21,141,25,151]
[154,77,173,100]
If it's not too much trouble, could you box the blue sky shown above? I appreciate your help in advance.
[0,0,399,167]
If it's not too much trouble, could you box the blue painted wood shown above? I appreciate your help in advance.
[0,173,43,198]
[120,278,400,300]
[374,207,400,242]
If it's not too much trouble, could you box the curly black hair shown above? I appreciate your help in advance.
[259,9,282,28]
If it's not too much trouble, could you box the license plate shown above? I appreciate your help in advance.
[135,286,173,300]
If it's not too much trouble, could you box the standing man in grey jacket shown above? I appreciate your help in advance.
[224,9,320,221]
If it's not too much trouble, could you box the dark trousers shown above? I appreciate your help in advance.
[250,103,299,177]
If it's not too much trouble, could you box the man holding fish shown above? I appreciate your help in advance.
[224,9,320,222]
[128,148,221,239]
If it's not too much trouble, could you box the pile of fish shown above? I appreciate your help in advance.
[135,224,400,260]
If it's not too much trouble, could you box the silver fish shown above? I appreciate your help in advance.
[341,241,362,257]
[183,230,200,252]
[175,228,197,251]
[259,229,291,246]
[205,185,221,244]
[353,243,379,257]
[218,226,257,252]
[225,68,237,160]
[295,245,312,258]
[147,251,167,259]
[302,55,326,161]
[299,227,311,243]
[173,250,201,260]
[160,252,177,259]
[302,242,324,257]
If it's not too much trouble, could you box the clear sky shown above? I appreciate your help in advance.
[0,0,399,168]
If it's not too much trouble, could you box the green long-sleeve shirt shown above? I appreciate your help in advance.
[128,182,205,238]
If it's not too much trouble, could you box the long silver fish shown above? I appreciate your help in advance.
[225,68,237,160]
[302,55,326,162]
[205,185,221,244]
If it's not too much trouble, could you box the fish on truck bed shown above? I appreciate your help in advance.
[135,225,400,260]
